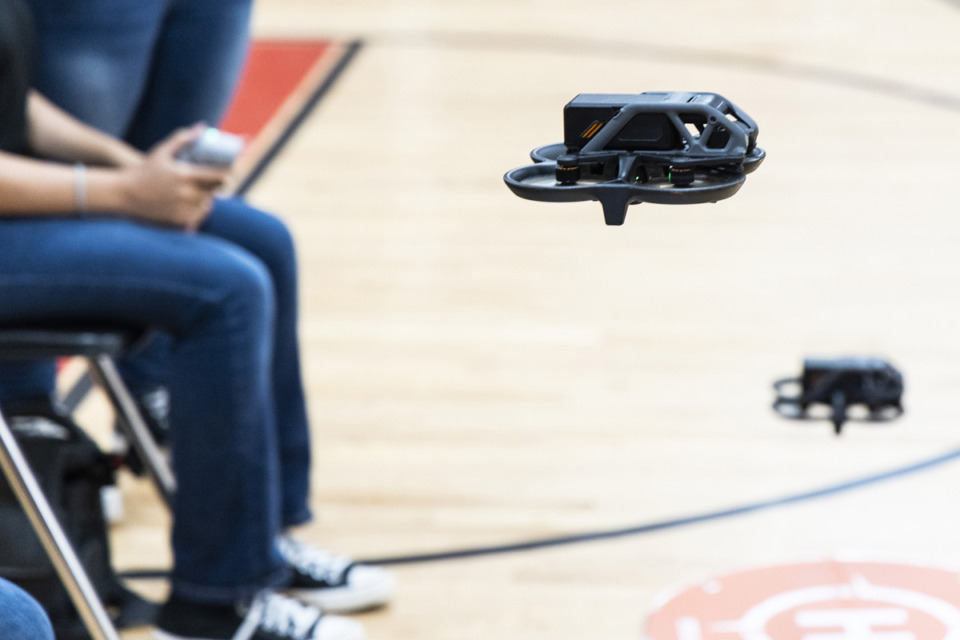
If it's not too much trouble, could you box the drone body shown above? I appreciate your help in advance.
[504,91,765,225]
[773,357,905,434]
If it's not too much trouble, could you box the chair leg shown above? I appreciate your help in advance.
[0,412,122,640]
[86,355,176,507]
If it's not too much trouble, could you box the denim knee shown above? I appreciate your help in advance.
[256,215,298,289]
[0,578,55,640]
[177,245,276,340]
[220,253,275,321]
[202,199,299,296]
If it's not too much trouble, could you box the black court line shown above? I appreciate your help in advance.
[61,370,95,412]
[236,39,364,196]
[361,444,960,565]
[374,28,960,116]
[119,443,960,579]
[116,18,960,577]
[342,11,960,565]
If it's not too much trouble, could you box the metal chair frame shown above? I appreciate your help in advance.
[0,324,175,640]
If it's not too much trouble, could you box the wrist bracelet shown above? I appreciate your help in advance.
[74,162,87,214]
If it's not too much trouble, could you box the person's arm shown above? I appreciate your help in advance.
[25,91,143,168]
[0,151,129,214]
[1,125,232,230]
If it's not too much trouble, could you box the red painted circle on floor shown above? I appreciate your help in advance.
[645,559,960,639]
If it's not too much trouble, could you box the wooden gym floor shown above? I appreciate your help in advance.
[71,1,960,638]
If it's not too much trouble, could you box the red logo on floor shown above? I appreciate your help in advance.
[645,559,960,639]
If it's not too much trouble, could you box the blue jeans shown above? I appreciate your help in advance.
[24,0,253,149]
[0,199,312,604]
[23,0,256,398]
[0,577,55,640]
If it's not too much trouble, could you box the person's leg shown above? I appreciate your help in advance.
[24,0,253,147]
[0,362,57,406]
[200,199,311,528]
[99,0,255,406]
[0,212,373,636]
[197,200,396,615]
[20,0,176,408]
[1,0,165,408]
[0,214,286,603]
[125,0,254,150]
[0,578,55,640]
[21,0,166,138]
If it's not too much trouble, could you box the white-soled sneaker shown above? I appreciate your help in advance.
[153,591,364,640]
[278,535,395,613]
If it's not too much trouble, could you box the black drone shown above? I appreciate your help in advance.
[504,91,766,225]
[773,357,905,435]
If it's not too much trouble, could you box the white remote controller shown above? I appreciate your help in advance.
[176,127,244,168]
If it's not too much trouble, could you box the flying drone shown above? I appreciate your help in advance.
[772,357,905,435]
[504,91,766,225]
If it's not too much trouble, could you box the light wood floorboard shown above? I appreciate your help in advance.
[77,1,960,637]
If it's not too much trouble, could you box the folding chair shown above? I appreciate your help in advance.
[0,322,175,640]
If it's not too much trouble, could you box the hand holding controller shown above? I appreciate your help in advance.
[175,127,244,168]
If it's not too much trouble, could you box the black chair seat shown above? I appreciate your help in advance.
[0,322,150,359]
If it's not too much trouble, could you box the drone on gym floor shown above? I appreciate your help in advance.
[504,91,766,225]
[772,357,905,435]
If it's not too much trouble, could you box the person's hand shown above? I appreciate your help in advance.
[118,125,232,230]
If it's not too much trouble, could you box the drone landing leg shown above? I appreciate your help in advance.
[831,390,847,435]
[599,190,632,226]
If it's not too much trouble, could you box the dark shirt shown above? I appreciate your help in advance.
[0,0,35,154]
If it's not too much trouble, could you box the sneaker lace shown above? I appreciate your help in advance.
[252,592,322,640]
[278,536,352,583]
[140,387,171,433]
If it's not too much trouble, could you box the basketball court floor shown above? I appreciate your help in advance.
[74,1,960,637]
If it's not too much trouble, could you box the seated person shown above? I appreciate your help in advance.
[0,1,393,639]
[19,0,258,433]
[0,577,55,640]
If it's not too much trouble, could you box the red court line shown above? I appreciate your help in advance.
[220,39,349,189]
[220,40,332,141]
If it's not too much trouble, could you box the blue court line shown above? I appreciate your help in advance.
[359,444,960,566]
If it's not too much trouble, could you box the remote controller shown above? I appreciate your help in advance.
[176,127,244,168]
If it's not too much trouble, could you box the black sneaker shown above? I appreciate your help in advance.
[278,536,395,613]
[153,591,364,640]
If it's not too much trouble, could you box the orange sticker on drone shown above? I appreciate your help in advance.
[580,121,604,139]
[645,559,960,640]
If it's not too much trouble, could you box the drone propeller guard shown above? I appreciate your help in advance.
[504,92,765,225]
